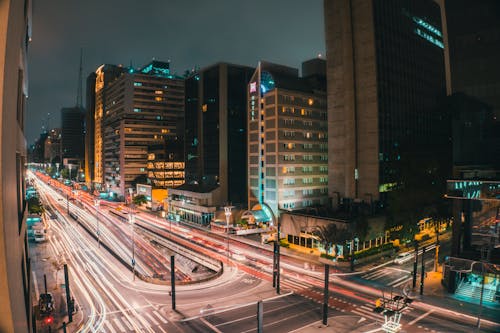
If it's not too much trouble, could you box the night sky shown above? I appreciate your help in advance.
[27,0,325,145]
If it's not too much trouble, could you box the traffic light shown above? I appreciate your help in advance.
[375,298,382,308]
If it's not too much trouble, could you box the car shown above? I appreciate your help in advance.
[39,293,54,315]
[394,252,413,265]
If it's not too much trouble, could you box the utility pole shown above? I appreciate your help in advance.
[420,246,426,295]
[257,300,263,333]
[64,264,72,323]
[413,240,418,289]
[323,264,330,325]
[170,255,176,310]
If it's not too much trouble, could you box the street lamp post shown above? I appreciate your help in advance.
[95,199,100,248]
[224,206,234,266]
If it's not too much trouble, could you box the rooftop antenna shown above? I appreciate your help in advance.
[76,48,83,108]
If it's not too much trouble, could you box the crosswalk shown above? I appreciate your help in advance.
[361,268,412,288]
[351,302,413,323]
[97,310,168,333]
[280,277,312,291]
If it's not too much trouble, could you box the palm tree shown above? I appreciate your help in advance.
[133,194,148,206]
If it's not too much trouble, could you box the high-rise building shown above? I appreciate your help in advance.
[324,0,447,207]
[102,61,185,197]
[442,0,500,116]
[185,63,254,206]
[87,64,124,187]
[441,0,500,172]
[0,0,34,332]
[247,60,328,216]
[61,106,85,160]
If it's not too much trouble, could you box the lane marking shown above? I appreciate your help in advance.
[200,317,223,333]
[408,309,434,326]
[153,311,168,324]
[145,312,159,326]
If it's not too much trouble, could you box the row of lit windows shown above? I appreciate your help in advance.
[282,166,328,174]
[282,131,327,139]
[282,119,316,126]
[282,177,327,185]
[282,155,328,161]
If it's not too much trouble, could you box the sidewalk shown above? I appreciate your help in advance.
[30,234,83,333]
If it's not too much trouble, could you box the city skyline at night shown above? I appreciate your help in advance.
[26,0,325,145]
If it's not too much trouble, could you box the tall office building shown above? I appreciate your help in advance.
[88,64,124,187]
[247,60,328,216]
[185,63,254,206]
[441,0,500,171]
[0,0,34,332]
[324,0,447,206]
[102,61,185,197]
[61,106,85,160]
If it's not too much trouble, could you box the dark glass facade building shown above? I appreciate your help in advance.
[325,0,447,205]
[61,106,85,160]
[185,63,254,207]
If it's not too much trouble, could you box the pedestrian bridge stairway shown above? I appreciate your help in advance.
[454,279,497,303]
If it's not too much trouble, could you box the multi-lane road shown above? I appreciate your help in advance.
[31,172,500,333]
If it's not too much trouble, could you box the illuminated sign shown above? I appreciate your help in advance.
[250,82,257,93]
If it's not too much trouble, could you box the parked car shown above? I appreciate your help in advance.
[39,293,54,315]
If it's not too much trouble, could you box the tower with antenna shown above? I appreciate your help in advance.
[60,48,86,164]
[76,48,83,108]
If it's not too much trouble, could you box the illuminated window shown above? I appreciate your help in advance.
[305,132,312,139]
[308,98,314,106]
[134,82,142,86]
[161,129,170,134]
[302,166,313,173]
[154,90,163,95]
[155,97,163,102]
[134,108,141,112]
[202,104,208,112]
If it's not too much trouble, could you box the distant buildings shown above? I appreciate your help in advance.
[247,60,328,216]
[324,0,447,208]
[100,61,185,197]
[44,128,62,164]
[185,63,254,206]
[0,0,34,332]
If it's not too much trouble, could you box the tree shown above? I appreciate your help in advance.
[315,223,352,257]
[27,196,44,215]
[133,194,148,206]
